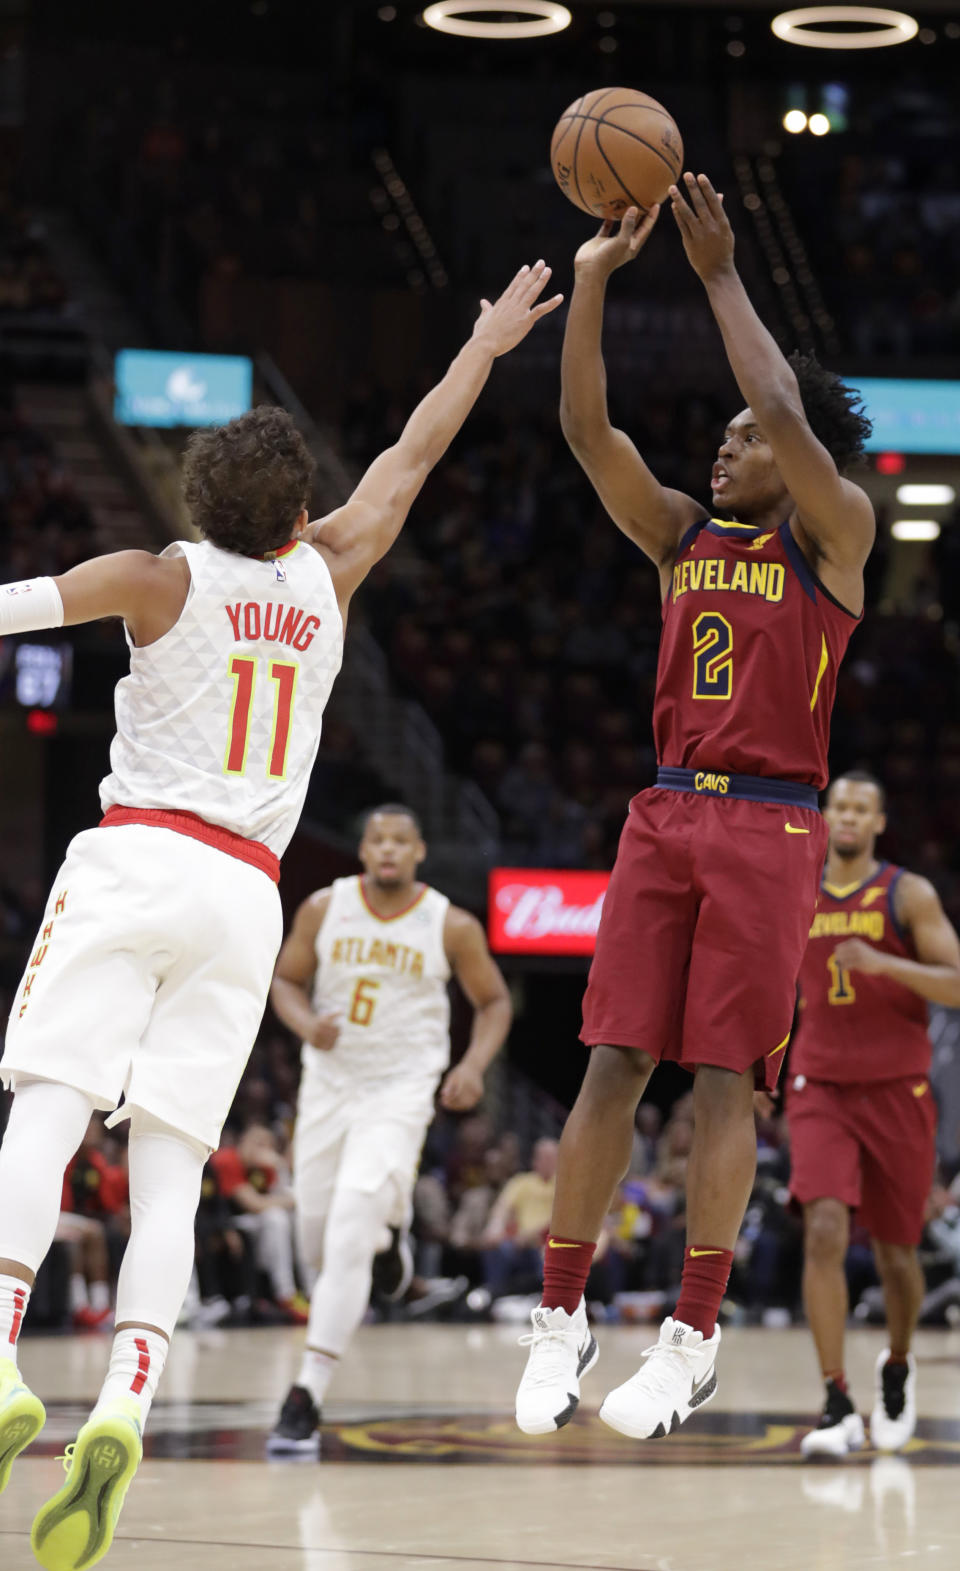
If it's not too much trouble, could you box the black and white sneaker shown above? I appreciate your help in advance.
[265,1384,321,1456]
[870,1351,916,1452]
[371,1228,415,1303]
[800,1379,864,1459]
[515,1300,599,1435]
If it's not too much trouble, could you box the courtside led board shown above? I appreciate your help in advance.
[115,350,253,428]
[488,868,610,955]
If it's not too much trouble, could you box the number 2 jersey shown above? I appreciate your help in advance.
[306,875,452,1116]
[100,537,343,856]
[793,861,930,1083]
[655,518,859,788]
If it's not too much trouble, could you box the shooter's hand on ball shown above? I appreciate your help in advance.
[574,204,660,279]
[306,1009,342,1050]
[471,261,564,356]
[669,173,734,282]
[439,1061,485,1112]
[832,937,884,977]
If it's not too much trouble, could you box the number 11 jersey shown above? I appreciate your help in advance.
[654,518,858,789]
[100,536,343,855]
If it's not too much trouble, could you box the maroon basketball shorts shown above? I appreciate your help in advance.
[787,1074,937,1246]
[581,773,828,1091]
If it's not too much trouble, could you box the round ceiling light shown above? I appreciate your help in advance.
[422,1,572,39]
[771,7,918,49]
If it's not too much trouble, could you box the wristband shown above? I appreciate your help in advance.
[0,577,65,635]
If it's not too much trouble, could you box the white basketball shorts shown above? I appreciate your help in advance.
[293,1050,431,1224]
[1,823,282,1150]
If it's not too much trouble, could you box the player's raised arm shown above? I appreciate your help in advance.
[834,875,960,1008]
[270,889,341,1050]
[670,172,874,612]
[560,206,707,574]
[438,908,512,1112]
[0,549,189,648]
[306,262,563,611]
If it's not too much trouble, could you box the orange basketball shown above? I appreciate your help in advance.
[550,87,684,221]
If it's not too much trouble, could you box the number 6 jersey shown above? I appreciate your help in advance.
[100,537,343,855]
[654,518,858,789]
[308,876,451,1110]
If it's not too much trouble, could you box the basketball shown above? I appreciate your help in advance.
[550,87,684,221]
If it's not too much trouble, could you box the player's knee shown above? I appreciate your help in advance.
[693,1063,755,1121]
[804,1199,849,1263]
[874,1241,918,1282]
[584,1044,654,1103]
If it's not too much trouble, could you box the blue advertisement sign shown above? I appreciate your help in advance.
[114,350,253,428]
[855,377,960,455]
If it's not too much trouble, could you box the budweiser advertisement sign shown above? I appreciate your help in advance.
[488,869,610,955]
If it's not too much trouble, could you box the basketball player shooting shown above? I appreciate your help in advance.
[0,259,561,1570]
[515,174,876,1440]
[787,772,960,1458]
[266,803,512,1453]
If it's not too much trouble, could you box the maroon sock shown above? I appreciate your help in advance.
[674,1246,734,1338]
[541,1237,596,1315]
[886,1351,910,1366]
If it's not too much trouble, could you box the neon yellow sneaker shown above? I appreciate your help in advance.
[31,1397,142,1571]
[0,1356,45,1495]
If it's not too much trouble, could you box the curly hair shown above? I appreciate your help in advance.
[788,352,872,473]
[182,405,316,556]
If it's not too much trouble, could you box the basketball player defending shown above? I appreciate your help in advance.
[789,772,960,1457]
[515,174,875,1439]
[266,804,511,1452]
[0,259,561,1568]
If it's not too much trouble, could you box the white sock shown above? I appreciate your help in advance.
[297,1348,337,1408]
[0,1274,30,1365]
[90,1280,111,1314]
[95,1328,168,1428]
[69,1273,89,1313]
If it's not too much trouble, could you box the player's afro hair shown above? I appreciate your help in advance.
[182,405,315,556]
[788,353,872,473]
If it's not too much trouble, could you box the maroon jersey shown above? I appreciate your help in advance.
[793,862,930,1083]
[654,518,858,788]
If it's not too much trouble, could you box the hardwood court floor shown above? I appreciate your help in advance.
[2,1323,960,1569]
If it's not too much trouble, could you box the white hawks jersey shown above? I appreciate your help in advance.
[306,875,452,1114]
[100,537,343,857]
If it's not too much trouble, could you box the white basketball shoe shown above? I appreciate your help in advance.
[869,1351,916,1452]
[599,1316,720,1439]
[515,1300,599,1435]
[800,1379,865,1459]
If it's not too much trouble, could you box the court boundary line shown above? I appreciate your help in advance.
[0,1528,656,1570]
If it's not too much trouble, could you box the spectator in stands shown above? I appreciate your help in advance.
[210,1123,308,1324]
[56,1116,128,1330]
[480,1137,557,1299]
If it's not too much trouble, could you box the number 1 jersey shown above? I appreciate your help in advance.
[654,518,858,789]
[100,537,343,855]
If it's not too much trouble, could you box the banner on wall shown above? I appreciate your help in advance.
[488,868,609,956]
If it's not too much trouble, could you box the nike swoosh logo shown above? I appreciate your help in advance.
[691,1363,717,1397]
[784,824,810,835]
[913,1083,928,1098]
[688,1249,724,1259]
[547,1240,581,1249]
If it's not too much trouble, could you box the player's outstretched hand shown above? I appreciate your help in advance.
[832,937,885,977]
[439,1061,485,1112]
[306,1009,342,1050]
[670,173,734,282]
[573,204,660,279]
[471,261,564,356]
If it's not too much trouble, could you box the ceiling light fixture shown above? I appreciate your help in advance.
[422,1,572,39]
[783,109,808,132]
[891,519,940,541]
[896,483,956,506]
[772,7,918,50]
[808,112,831,134]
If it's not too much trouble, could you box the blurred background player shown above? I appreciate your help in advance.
[0,265,559,1567]
[515,175,875,1441]
[267,803,511,1453]
[789,771,960,1458]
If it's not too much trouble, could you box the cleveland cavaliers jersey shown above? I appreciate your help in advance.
[793,861,930,1083]
[100,538,343,856]
[655,518,859,789]
[305,875,451,1112]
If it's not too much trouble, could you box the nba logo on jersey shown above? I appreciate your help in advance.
[274,561,287,583]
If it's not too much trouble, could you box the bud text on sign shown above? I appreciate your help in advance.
[487,869,610,955]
